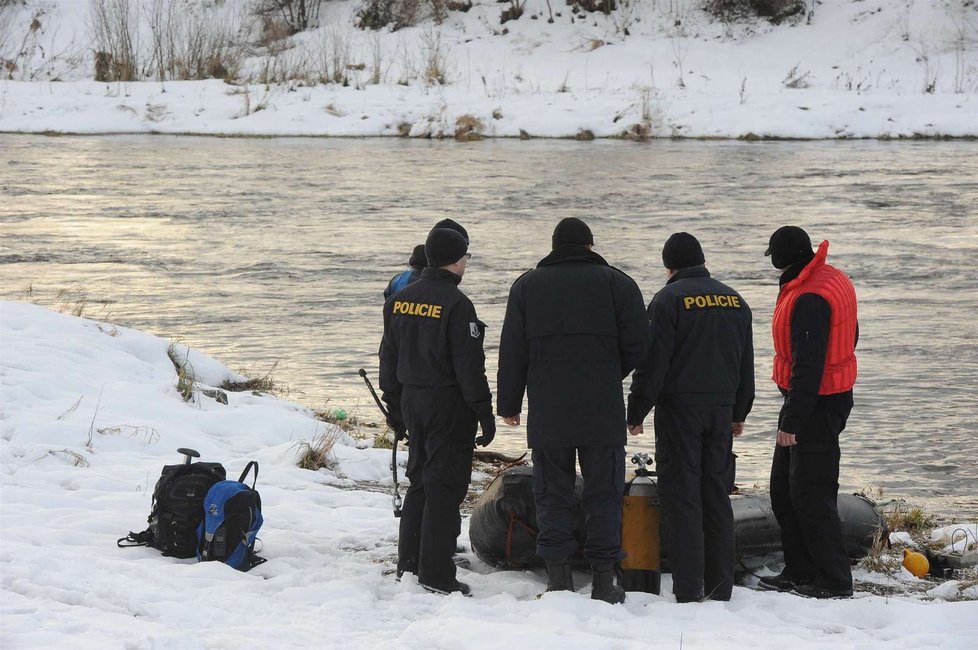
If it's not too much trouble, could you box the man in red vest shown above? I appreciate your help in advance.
[759,226,858,599]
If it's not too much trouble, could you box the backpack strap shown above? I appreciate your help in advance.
[117,529,151,548]
[238,461,258,488]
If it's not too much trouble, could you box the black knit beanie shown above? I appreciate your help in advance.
[765,226,813,269]
[662,232,705,270]
[425,228,468,268]
[431,219,469,244]
[552,217,594,249]
[408,244,427,269]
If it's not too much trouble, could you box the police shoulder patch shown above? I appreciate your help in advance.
[469,322,480,338]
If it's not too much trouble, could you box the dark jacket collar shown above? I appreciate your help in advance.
[421,267,461,285]
[537,245,609,268]
[778,241,826,288]
[667,266,711,285]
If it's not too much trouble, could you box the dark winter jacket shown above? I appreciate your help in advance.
[627,266,754,426]
[776,260,858,435]
[380,268,493,423]
[496,246,650,448]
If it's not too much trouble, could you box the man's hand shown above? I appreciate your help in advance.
[776,429,797,447]
[502,415,520,426]
[386,413,407,441]
[475,413,497,447]
[732,422,745,438]
[627,424,644,436]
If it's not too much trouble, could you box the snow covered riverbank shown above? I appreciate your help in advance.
[1,1,976,139]
[2,300,977,649]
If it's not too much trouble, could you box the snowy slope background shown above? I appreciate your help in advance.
[0,0,976,138]
[3,300,978,649]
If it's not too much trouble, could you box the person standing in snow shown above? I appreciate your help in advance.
[379,225,495,596]
[383,244,427,300]
[496,218,650,604]
[758,226,858,599]
[627,232,754,603]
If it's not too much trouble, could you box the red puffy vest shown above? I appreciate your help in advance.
[771,240,857,394]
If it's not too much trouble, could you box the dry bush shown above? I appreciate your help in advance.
[0,2,25,78]
[703,0,805,24]
[314,23,352,84]
[356,0,422,30]
[220,362,278,394]
[254,47,316,84]
[501,0,525,24]
[253,0,323,35]
[859,523,901,574]
[53,288,88,317]
[568,0,616,15]
[355,0,458,30]
[885,502,937,534]
[147,0,245,82]
[49,449,91,467]
[454,114,484,140]
[782,62,811,89]
[418,27,448,85]
[89,0,139,81]
[167,343,197,402]
[373,430,395,449]
[294,429,342,470]
[97,424,161,445]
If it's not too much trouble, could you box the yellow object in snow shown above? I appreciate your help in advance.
[903,549,929,578]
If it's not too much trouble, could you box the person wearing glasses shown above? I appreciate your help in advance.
[380,225,496,596]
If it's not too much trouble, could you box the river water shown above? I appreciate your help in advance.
[1,134,976,518]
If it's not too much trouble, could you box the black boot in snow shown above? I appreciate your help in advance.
[544,560,574,593]
[590,563,626,604]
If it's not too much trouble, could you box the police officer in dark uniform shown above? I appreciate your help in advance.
[497,218,650,604]
[627,232,754,603]
[759,226,858,599]
[379,226,495,596]
[384,244,427,299]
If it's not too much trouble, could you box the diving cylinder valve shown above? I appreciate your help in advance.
[621,452,661,594]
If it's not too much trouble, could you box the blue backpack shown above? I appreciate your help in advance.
[197,461,266,571]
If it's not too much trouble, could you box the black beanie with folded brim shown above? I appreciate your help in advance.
[409,244,427,269]
[552,217,594,250]
[662,232,705,270]
[426,228,468,268]
[432,218,469,244]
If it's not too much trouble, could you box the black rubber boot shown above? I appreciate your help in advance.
[544,560,574,592]
[590,563,626,604]
[757,571,812,593]
[420,579,471,596]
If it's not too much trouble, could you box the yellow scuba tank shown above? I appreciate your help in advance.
[621,453,661,594]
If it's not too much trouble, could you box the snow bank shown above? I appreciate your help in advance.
[1,0,976,138]
[2,300,978,648]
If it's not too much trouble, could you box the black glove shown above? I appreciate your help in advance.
[386,412,407,441]
[475,413,496,448]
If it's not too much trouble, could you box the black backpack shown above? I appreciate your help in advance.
[118,448,226,558]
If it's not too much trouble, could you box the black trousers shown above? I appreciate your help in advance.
[770,401,853,591]
[532,446,625,563]
[654,402,735,602]
[397,385,476,588]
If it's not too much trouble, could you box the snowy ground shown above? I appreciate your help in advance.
[0,0,976,138]
[2,300,978,649]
